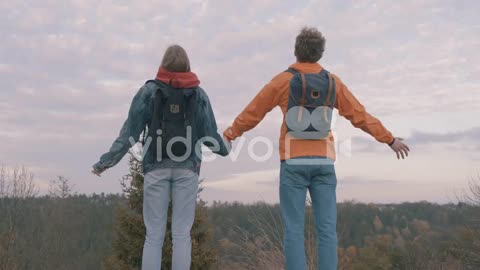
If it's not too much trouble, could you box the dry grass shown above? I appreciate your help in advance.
[217,200,319,270]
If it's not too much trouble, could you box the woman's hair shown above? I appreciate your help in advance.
[161,44,191,72]
[294,27,326,63]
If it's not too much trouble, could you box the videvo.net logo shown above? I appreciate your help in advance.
[127,107,352,165]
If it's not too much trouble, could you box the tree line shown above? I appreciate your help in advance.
[0,163,478,269]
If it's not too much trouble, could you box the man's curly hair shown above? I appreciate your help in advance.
[294,27,326,63]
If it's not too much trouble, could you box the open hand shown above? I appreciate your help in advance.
[91,167,106,177]
[390,138,410,159]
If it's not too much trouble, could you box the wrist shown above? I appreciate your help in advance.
[224,127,235,141]
[93,162,105,172]
[388,138,396,146]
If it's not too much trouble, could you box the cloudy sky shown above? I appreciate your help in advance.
[1,0,479,203]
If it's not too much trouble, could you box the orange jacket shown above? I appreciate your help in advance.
[223,62,394,161]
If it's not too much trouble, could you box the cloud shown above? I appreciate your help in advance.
[202,170,465,204]
[409,126,480,145]
[0,0,478,200]
[349,126,480,157]
[336,175,462,204]
[204,169,278,192]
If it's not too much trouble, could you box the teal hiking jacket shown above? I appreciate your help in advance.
[93,80,229,174]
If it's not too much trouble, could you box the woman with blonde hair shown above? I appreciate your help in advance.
[93,45,229,270]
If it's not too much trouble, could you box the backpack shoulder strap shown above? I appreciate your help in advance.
[321,69,335,108]
[147,80,176,102]
[145,79,163,88]
[146,79,168,93]
[143,79,169,145]
[285,68,299,75]
[183,87,198,126]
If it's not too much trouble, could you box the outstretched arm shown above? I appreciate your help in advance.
[198,91,231,156]
[223,75,284,141]
[92,86,151,175]
[333,75,410,159]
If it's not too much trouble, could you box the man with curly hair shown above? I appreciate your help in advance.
[224,27,410,270]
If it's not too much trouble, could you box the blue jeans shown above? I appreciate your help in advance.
[142,168,199,270]
[280,158,338,270]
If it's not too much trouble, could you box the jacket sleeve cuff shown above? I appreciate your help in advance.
[93,162,105,172]
[388,137,396,146]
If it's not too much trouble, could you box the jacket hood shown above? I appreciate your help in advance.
[155,67,201,88]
